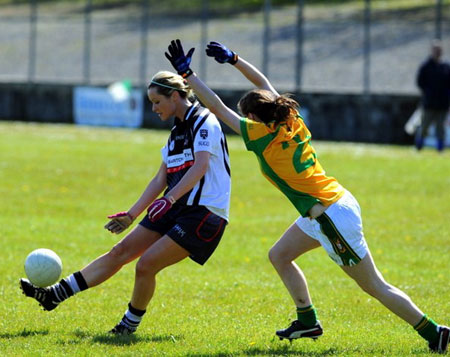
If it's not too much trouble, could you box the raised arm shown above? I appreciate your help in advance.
[185,73,241,134]
[205,41,279,96]
[165,39,242,135]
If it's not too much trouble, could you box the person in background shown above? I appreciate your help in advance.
[164,39,449,354]
[20,70,231,336]
[416,39,450,152]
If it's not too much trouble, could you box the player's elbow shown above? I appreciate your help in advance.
[151,176,167,193]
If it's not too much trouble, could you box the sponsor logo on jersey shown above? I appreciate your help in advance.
[198,141,210,147]
[167,149,194,173]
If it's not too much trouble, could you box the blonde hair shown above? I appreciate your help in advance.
[148,71,195,102]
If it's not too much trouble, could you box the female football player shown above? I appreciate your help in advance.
[164,39,449,353]
[20,70,231,335]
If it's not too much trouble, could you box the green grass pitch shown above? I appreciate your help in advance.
[0,121,448,356]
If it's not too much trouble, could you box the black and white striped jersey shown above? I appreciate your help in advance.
[161,102,231,221]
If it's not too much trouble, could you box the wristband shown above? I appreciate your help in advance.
[166,195,176,204]
[229,53,238,65]
[180,68,193,78]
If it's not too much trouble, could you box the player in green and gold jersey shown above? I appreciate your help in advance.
[238,92,344,217]
[165,39,449,354]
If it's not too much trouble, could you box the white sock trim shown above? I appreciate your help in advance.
[125,309,143,323]
[67,274,81,294]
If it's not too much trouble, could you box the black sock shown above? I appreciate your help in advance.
[51,279,74,303]
[120,303,146,331]
[50,271,88,303]
[73,271,89,291]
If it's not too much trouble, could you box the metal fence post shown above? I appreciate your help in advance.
[139,0,149,87]
[262,0,271,77]
[28,0,37,83]
[83,0,92,84]
[200,0,209,81]
[295,0,304,92]
[363,0,371,95]
[435,0,442,40]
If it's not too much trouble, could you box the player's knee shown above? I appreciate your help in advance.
[268,246,287,267]
[135,257,158,277]
[108,243,127,262]
[268,247,278,265]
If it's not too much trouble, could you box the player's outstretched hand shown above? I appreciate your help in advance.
[205,41,238,65]
[104,211,134,234]
[147,197,174,222]
[165,39,195,78]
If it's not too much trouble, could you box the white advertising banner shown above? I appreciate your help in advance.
[74,86,143,128]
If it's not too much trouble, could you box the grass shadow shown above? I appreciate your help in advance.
[187,342,430,356]
[243,346,340,356]
[186,345,341,357]
[85,330,184,346]
[0,328,49,339]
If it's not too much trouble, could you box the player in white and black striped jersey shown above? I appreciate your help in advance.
[20,70,231,336]
[163,100,231,219]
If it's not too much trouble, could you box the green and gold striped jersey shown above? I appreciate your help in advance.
[240,114,345,217]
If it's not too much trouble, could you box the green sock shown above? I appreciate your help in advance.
[414,314,439,344]
[296,305,318,328]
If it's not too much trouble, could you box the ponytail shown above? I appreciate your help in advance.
[238,89,299,125]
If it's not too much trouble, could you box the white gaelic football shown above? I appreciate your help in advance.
[24,248,62,287]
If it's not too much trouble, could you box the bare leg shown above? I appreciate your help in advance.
[130,235,190,310]
[268,223,321,308]
[81,225,161,288]
[341,250,424,326]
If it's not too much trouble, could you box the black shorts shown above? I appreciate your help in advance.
[139,204,227,265]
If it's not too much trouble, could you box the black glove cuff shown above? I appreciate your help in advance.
[229,52,238,65]
[180,68,194,78]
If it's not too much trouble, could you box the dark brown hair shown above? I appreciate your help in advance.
[237,89,299,125]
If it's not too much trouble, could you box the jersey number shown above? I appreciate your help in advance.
[292,135,316,173]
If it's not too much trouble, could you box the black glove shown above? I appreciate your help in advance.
[165,39,195,78]
[205,41,238,65]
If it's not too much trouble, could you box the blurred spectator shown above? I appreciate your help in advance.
[415,39,450,152]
